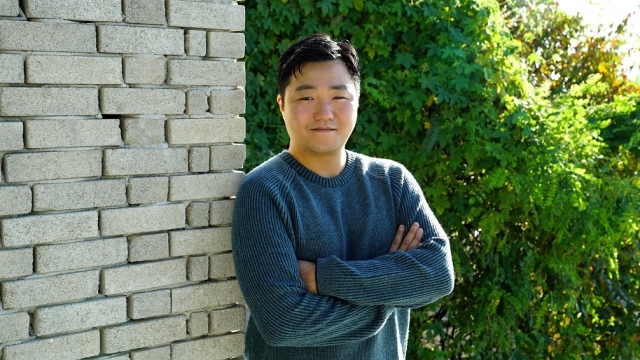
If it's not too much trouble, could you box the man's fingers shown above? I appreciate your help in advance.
[388,225,405,252]
[399,222,421,252]
[390,223,425,253]
[408,228,424,251]
[297,260,318,295]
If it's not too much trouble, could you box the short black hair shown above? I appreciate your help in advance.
[277,33,360,98]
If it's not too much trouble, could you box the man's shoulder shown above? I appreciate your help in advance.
[350,151,408,180]
[239,152,291,192]
[245,153,285,177]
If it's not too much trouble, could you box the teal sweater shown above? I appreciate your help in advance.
[232,151,454,359]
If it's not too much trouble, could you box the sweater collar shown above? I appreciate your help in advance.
[278,150,356,187]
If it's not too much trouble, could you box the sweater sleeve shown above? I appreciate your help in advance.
[231,176,394,347]
[315,166,455,308]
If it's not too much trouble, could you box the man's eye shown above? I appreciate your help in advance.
[299,97,313,101]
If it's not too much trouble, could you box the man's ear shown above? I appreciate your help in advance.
[277,94,284,113]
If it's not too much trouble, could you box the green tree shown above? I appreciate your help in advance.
[501,0,640,179]
[501,0,640,99]
[243,0,640,357]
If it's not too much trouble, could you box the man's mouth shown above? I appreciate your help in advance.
[311,128,335,132]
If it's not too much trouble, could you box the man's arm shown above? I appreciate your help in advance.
[313,166,455,308]
[297,222,425,295]
[232,178,395,347]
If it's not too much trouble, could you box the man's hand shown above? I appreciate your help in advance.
[388,222,424,253]
[298,260,318,295]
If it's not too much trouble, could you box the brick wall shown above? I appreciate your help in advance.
[0,0,247,359]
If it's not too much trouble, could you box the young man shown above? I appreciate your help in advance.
[232,34,454,359]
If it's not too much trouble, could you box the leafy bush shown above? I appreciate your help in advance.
[243,0,640,357]
[501,0,640,100]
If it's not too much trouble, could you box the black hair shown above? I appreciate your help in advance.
[277,33,360,98]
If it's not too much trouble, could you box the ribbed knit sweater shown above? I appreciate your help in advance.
[232,150,454,360]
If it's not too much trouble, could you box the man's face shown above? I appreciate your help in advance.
[277,60,359,162]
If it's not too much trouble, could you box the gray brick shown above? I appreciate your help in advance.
[188,256,209,282]
[128,289,171,319]
[104,148,187,176]
[101,315,186,354]
[101,258,186,295]
[0,248,32,280]
[0,53,23,83]
[186,30,206,57]
[167,1,244,30]
[1,210,99,247]
[98,25,183,55]
[169,173,244,201]
[207,32,245,58]
[3,149,102,183]
[98,355,131,360]
[123,56,165,85]
[101,88,184,115]
[171,281,242,312]
[209,199,234,226]
[128,176,168,204]
[209,306,245,334]
[25,118,121,148]
[35,237,128,274]
[209,253,235,279]
[166,118,245,144]
[24,0,122,22]
[169,227,231,256]
[187,201,209,228]
[26,54,122,85]
[0,87,99,116]
[3,330,100,360]
[34,297,127,336]
[1,270,99,309]
[0,121,23,151]
[100,203,186,237]
[188,311,208,338]
[130,346,170,360]
[171,333,245,360]
[167,59,245,86]
[0,0,19,16]
[0,312,30,343]
[33,179,126,211]
[210,144,246,170]
[0,20,96,52]
[121,117,165,145]
[128,233,169,262]
[189,146,210,173]
[0,185,31,216]
[123,0,165,25]
[209,89,245,115]
[186,89,208,115]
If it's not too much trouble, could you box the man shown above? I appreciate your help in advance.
[232,33,454,359]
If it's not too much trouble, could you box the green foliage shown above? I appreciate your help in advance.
[244,0,640,357]
[501,0,640,99]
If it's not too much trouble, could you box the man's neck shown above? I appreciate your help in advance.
[287,149,347,178]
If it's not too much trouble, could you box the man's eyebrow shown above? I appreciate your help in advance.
[330,84,349,90]
[293,84,316,92]
[293,84,350,91]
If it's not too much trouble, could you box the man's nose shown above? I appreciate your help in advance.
[314,100,334,120]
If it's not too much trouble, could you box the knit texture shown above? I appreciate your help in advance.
[232,150,454,359]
